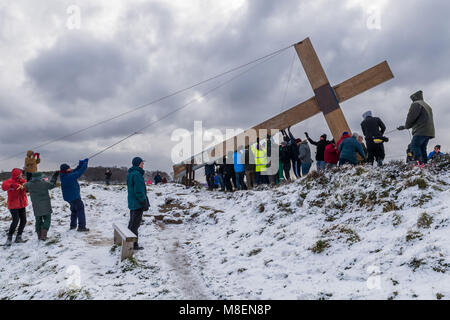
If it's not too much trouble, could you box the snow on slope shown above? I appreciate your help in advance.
[0,160,449,300]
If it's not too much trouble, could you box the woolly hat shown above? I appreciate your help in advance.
[363,111,372,120]
[320,134,327,140]
[410,90,423,101]
[132,157,145,167]
[60,164,70,173]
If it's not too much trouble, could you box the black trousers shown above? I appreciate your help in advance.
[282,161,291,180]
[224,173,234,191]
[8,208,27,238]
[128,209,143,246]
[367,140,385,164]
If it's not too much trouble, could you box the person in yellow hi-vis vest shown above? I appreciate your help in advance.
[251,140,269,185]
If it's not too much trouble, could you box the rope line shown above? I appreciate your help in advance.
[86,48,288,161]
[280,49,296,111]
[1,43,294,163]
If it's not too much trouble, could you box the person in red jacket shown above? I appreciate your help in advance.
[324,140,339,168]
[1,168,28,246]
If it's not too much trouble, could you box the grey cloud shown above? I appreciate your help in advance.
[25,31,147,108]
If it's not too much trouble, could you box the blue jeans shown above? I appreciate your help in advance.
[70,198,86,229]
[411,136,431,164]
[301,163,312,176]
[217,173,225,191]
[235,172,247,190]
[316,161,326,172]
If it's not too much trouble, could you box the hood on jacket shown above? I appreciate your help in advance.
[341,132,351,139]
[31,172,43,180]
[11,168,23,179]
[410,90,423,102]
[363,111,372,120]
[27,150,34,157]
[128,166,145,175]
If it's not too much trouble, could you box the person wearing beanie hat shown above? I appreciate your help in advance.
[398,90,435,165]
[305,131,332,172]
[60,158,89,232]
[25,171,59,241]
[361,110,387,167]
[127,156,149,250]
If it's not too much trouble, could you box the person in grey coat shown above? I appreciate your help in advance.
[398,90,435,165]
[25,171,59,241]
[298,140,313,176]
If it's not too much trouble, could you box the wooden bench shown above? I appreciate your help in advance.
[113,223,138,261]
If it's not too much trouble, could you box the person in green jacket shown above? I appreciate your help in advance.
[398,90,435,165]
[25,171,59,241]
[126,157,149,251]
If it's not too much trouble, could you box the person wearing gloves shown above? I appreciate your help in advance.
[1,168,28,246]
[127,157,149,251]
[398,90,435,165]
[25,171,59,241]
[24,150,41,182]
[59,159,89,232]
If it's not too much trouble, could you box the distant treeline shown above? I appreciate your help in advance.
[0,167,171,184]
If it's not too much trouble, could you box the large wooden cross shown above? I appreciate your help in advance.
[173,37,394,179]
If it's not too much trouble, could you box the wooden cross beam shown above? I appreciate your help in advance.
[173,37,394,179]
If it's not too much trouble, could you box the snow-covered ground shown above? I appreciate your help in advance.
[1,160,449,300]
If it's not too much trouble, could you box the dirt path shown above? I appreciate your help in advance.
[154,221,211,299]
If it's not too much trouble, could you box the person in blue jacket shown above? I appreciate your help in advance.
[428,145,444,161]
[59,159,89,232]
[338,133,365,166]
[233,147,247,190]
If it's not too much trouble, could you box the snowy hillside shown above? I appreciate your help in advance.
[1,159,449,300]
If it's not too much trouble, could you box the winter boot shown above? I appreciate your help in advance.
[5,236,13,247]
[133,243,144,251]
[37,230,42,240]
[77,227,90,232]
[377,160,383,167]
[41,229,48,241]
[15,234,26,243]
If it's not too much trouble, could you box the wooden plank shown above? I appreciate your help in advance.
[323,108,352,143]
[114,229,122,246]
[112,223,137,242]
[334,61,394,103]
[121,241,134,261]
[294,38,329,90]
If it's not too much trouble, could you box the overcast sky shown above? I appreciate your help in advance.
[1,0,449,175]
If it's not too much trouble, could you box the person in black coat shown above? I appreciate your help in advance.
[105,169,112,186]
[153,172,163,185]
[305,132,331,172]
[204,163,215,191]
[282,127,300,178]
[279,141,291,181]
[361,110,387,166]
[223,154,235,192]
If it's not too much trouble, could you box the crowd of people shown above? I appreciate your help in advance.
[1,152,153,251]
[202,90,442,192]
